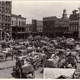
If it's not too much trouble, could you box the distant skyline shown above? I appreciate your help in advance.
[12,0,80,23]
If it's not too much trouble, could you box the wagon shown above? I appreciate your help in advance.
[13,56,35,78]
[22,63,35,78]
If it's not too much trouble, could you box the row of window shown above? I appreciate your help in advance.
[12,27,25,32]
[0,7,11,14]
[19,21,26,26]
[11,21,26,27]
[0,1,11,7]
[0,14,11,18]
[69,25,78,32]
[1,23,10,27]
[11,21,16,26]
[1,15,11,22]
[37,28,43,32]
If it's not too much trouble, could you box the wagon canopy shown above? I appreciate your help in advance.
[75,44,80,51]
[22,63,34,74]
[66,38,75,45]
[34,35,41,40]
[44,68,75,79]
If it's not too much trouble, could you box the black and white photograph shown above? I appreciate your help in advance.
[0,0,80,79]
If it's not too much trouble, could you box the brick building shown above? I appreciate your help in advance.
[43,16,57,37]
[0,1,12,40]
[69,9,79,38]
[32,19,43,35]
[43,9,69,37]
[11,14,26,39]
[26,24,32,33]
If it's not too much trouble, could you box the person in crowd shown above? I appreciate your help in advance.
[65,53,77,68]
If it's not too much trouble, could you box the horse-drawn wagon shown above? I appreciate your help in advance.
[13,55,35,78]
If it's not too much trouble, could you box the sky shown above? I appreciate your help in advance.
[11,0,80,23]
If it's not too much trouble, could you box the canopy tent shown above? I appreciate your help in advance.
[34,35,41,40]
[44,68,75,79]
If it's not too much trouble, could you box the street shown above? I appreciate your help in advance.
[0,58,43,78]
[0,58,15,78]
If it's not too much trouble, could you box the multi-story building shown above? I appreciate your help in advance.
[43,16,57,37]
[32,19,43,35]
[32,20,37,33]
[11,14,26,27]
[0,1,12,40]
[43,9,69,37]
[55,19,69,36]
[26,24,32,33]
[36,20,43,33]
[69,9,79,38]
[11,14,26,39]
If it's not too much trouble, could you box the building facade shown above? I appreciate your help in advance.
[43,16,57,37]
[26,24,32,33]
[36,20,43,33]
[69,9,79,38]
[0,1,12,40]
[43,9,69,37]
[32,19,43,35]
[32,20,37,33]
[55,18,69,36]
[11,14,26,39]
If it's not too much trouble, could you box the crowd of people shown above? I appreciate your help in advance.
[0,35,80,78]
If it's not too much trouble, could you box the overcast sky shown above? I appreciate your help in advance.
[12,0,80,23]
